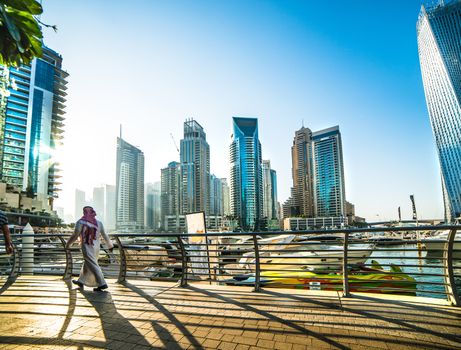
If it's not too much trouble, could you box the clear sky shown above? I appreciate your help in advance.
[41,0,444,222]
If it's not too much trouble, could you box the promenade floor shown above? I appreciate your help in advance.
[0,276,460,350]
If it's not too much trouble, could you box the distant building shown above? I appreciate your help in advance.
[92,187,105,222]
[283,217,347,231]
[153,181,161,229]
[312,126,346,217]
[229,117,263,231]
[116,137,144,230]
[161,161,181,228]
[283,125,346,221]
[74,189,86,221]
[345,201,355,223]
[221,178,230,216]
[180,119,210,215]
[164,215,186,232]
[0,46,68,209]
[285,127,315,217]
[145,182,161,230]
[104,184,116,231]
[417,1,461,222]
[262,160,278,221]
[210,175,223,216]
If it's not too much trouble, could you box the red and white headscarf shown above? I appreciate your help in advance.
[80,206,98,246]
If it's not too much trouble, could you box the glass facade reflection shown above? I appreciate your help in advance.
[312,127,346,218]
[0,47,68,204]
[116,137,145,230]
[179,119,210,215]
[417,1,461,221]
[229,117,263,230]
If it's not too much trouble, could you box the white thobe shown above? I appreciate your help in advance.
[66,219,114,287]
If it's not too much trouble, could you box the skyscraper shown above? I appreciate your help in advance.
[262,160,278,220]
[104,184,116,231]
[92,187,105,222]
[0,46,68,208]
[145,182,161,230]
[180,119,210,215]
[417,1,461,222]
[161,161,181,227]
[229,117,263,231]
[291,127,315,217]
[116,136,144,230]
[88,185,115,230]
[283,125,346,220]
[210,174,223,216]
[312,126,346,217]
[153,181,161,229]
[145,183,155,229]
[221,178,231,216]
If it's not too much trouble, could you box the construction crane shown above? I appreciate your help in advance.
[170,133,179,153]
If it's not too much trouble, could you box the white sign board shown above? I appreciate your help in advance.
[186,212,208,278]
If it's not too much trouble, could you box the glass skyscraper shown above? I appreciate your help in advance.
[160,161,181,227]
[210,174,224,216]
[283,125,346,220]
[262,160,278,220]
[0,46,68,208]
[229,117,263,231]
[312,126,346,218]
[116,136,145,230]
[284,127,315,217]
[180,119,210,215]
[417,1,461,221]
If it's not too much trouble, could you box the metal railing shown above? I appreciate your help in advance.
[0,225,460,306]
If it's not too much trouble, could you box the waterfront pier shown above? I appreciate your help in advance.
[0,225,460,349]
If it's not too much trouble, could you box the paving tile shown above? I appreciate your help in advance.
[1,276,461,350]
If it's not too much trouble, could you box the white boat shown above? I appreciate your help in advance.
[237,243,373,272]
[422,231,461,257]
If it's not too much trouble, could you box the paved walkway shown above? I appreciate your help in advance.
[0,276,460,350]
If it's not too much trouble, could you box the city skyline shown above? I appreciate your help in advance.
[38,0,446,222]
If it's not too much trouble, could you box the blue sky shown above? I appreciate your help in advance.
[41,0,444,221]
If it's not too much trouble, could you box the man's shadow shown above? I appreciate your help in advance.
[79,288,177,349]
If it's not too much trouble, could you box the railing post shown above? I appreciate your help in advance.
[342,231,350,298]
[57,236,72,280]
[114,237,127,283]
[252,234,261,292]
[178,236,188,287]
[443,229,460,306]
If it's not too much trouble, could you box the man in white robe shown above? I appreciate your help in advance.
[66,206,114,291]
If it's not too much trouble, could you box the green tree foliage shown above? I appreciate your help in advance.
[0,0,49,67]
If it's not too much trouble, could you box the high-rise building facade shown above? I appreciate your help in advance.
[161,161,181,227]
[145,183,155,229]
[417,1,461,221]
[262,160,278,220]
[221,178,231,216]
[283,125,346,220]
[0,46,68,208]
[116,137,144,230]
[229,117,263,230]
[180,119,210,215]
[92,187,105,222]
[145,182,161,230]
[292,127,315,217]
[210,174,223,216]
[312,126,346,217]
[104,184,116,231]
